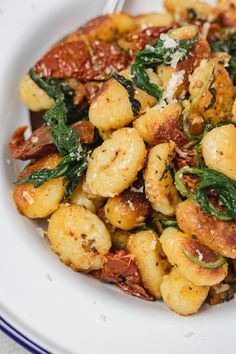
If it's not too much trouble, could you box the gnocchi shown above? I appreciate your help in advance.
[127,229,168,298]
[86,128,146,197]
[202,124,236,180]
[47,204,111,271]
[160,227,228,286]
[19,74,55,112]
[189,59,234,124]
[13,154,65,218]
[161,268,209,316]
[134,13,174,27]
[104,189,150,230]
[164,0,213,20]
[176,200,236,259]
[144,142,180,216]
[89,68,160,131]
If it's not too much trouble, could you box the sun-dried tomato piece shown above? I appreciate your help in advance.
[92,250,154,301]
[127,25,176,52]
[9,121,94,160]
[35,40,130,81]
[117,280,154,301]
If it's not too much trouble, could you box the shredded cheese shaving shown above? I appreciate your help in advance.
[22,191,34,205]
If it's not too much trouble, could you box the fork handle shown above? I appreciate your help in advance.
[102,0,126,14]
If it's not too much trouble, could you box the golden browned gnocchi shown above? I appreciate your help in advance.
[127,229,168,298]
[86,128,146,197]
[189,59,235,124]
[160,227,228,286]
[104,189,150,230]
[164,0,213,20]
[161,268,209,316]
[176,200,236,259]
[13,154,65,218]
[89,68,160,131]
[144,141,180,216]
[9,1,236,313]
[232,98,236,123]
[202,124,236,180]
[133,103,189,146]
[47,204,111,271]
[134,13,174,27]
[19,74,55,112]
[68,13,137,42]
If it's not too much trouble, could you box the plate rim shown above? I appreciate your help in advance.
[0,316,50,354]
[0,1,235,354]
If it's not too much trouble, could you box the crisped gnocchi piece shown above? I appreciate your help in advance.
[189,58,234,124]
[144,141,180,216]
[232,98,236,123]
[68,13,137,42]
[104,189,150,230]
[127,229,168,298]
[160,227,228,286]
[86,128,146,197]
[161,268,209,316]
[13,154,65,218]
[202,124,236,180]
[89,68,160,131]
[19,74,55,112]
[176,200,236,259]
[164,0,213,20]
[47,204,111,271]
[134,13,174,27]
[133,103,203,147]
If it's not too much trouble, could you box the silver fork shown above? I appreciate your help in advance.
[102,0,126,14]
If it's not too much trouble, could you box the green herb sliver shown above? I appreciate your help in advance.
[183,249,225,269]
[175,167,236,221]
[111,72,141,116]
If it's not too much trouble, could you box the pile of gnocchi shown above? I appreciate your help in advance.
[9,0,236,315]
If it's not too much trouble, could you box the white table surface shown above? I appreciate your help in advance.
[0,331,28,354]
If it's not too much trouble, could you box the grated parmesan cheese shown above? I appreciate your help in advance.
[202,22,210,38]
[196,249,203,261]
[174,12,181,22]
[31,136,39,144]
[214,284,230,294]
[130,185,144,193]
[199,59,208,69]
[150,239,157,250]
[127,200,135,211]
[164,70,185,104]
[160,33,178,49]
[22,191,34,205]
[106,192,115,198]
[170,51,184,69]
[184,331,194,338]
[36,227,45,239]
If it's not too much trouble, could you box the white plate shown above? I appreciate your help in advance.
[0,0,235,353]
